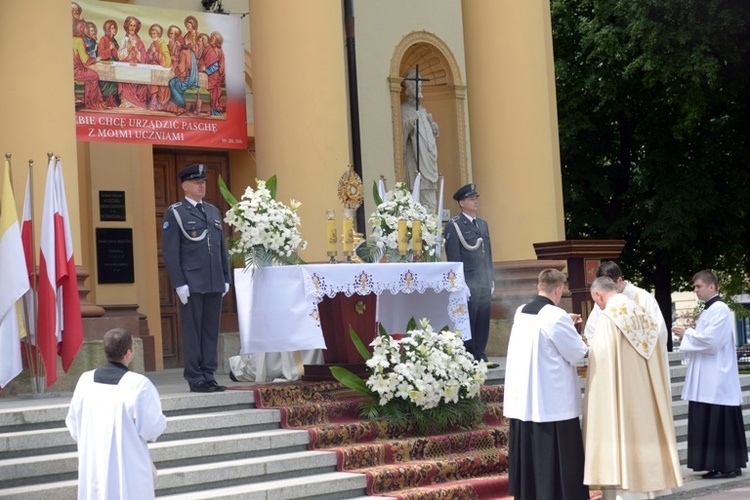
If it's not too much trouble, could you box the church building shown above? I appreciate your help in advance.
[0,0,565,386]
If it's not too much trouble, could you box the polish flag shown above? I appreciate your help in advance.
[53,158,83,373]
[37,157,61,386]
[21,167,36,345]
[37,157,84,386]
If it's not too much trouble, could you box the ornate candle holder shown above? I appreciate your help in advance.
[412,220,422,262]
[397,219,408,262]
[326,209,337,264]
[343,208,354,263]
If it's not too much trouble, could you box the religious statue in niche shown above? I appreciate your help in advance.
[401,67,440,212]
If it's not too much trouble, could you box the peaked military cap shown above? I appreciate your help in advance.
[178,163,207,182]
[453,183,478,201]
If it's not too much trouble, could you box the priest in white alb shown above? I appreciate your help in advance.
[583,277,682,499]
[66,328,167,500]
[504,268,590,499]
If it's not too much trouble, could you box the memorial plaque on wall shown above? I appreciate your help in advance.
[99,191,126,221]
[96,228,135,284]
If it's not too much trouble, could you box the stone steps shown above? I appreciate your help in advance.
[0,388,368,499]
[3,352,750,498]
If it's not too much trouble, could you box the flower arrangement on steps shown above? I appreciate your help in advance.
[331,317,489,435]
[220,174,307,267]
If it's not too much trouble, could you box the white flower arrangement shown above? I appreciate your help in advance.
[223,177,307,266]
[366,318,487,410]
[369,182,442,261]
[331,317,487,434]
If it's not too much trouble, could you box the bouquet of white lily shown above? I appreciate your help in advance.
[222,175,307,267]
[368,182,442,262]
[332,318,488,434]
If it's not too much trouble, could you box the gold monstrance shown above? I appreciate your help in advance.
[336,165,364,263]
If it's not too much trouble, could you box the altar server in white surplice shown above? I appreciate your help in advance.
[504,268,590,500]
[66,328,167,500]
[584,277,682,500]
[672,269,747,479]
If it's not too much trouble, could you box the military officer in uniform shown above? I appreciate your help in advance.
[162,163,231,392]
[443,183,497,368]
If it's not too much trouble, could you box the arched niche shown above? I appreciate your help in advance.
[389,31,468,206]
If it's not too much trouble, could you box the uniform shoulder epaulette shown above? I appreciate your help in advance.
[449,215,461,222]
[167,201,183,210]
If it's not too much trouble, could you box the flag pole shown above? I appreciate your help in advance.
[36,151,55,392]
[30,157,43,393]
[14,155,34,383]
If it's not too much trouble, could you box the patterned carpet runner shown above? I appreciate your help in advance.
[243,380,511,499]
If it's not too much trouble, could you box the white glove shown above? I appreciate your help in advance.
[176,285,190,305]
[223,282,230,297]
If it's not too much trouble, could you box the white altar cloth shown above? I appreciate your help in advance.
[234,262,471,356]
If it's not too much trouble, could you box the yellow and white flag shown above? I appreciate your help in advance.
[0,158,30,388]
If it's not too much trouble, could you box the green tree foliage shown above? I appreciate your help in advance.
[551,0,750,326]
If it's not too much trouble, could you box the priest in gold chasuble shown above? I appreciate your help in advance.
[583,277,682,499]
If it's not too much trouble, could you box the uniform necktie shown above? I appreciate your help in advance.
[472,218,478,228]
[196,202,205,213]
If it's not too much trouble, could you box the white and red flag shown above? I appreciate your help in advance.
[37,157,83,386]
[21,167,36,345]
[54,158,83,373]
[0,158,30,388]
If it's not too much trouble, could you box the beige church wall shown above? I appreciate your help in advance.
[76,144,95,282]
[462,0,566,261]
[0,0,82,257]
[80,142,164,365]
[228,147,256,201]
[85,143,150,306]
[249,0,350,262]
[354,0,470,227]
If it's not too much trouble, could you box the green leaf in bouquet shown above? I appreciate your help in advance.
[349,326,373,361]
[355,241,383,263]
[406,317,418,333]
[266,175,278,200]
[378,322,389,337]
[218,175,238,206]
[329,366,373,396]
[372,180,383,206]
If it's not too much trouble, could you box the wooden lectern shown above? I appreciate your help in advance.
[533,240,626,323]
[302,293,378,381]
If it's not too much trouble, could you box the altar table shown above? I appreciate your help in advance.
[234,262,471,362]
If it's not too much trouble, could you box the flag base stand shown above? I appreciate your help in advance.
[15,376,60,399]
[31,376,45,395]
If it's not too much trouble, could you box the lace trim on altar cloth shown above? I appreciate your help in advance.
[302,266,467,298]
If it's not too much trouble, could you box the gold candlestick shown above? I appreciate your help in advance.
[412,220,422,260]
[398,219,407,261]
[343,208,354,263]
[326,209,337,264]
